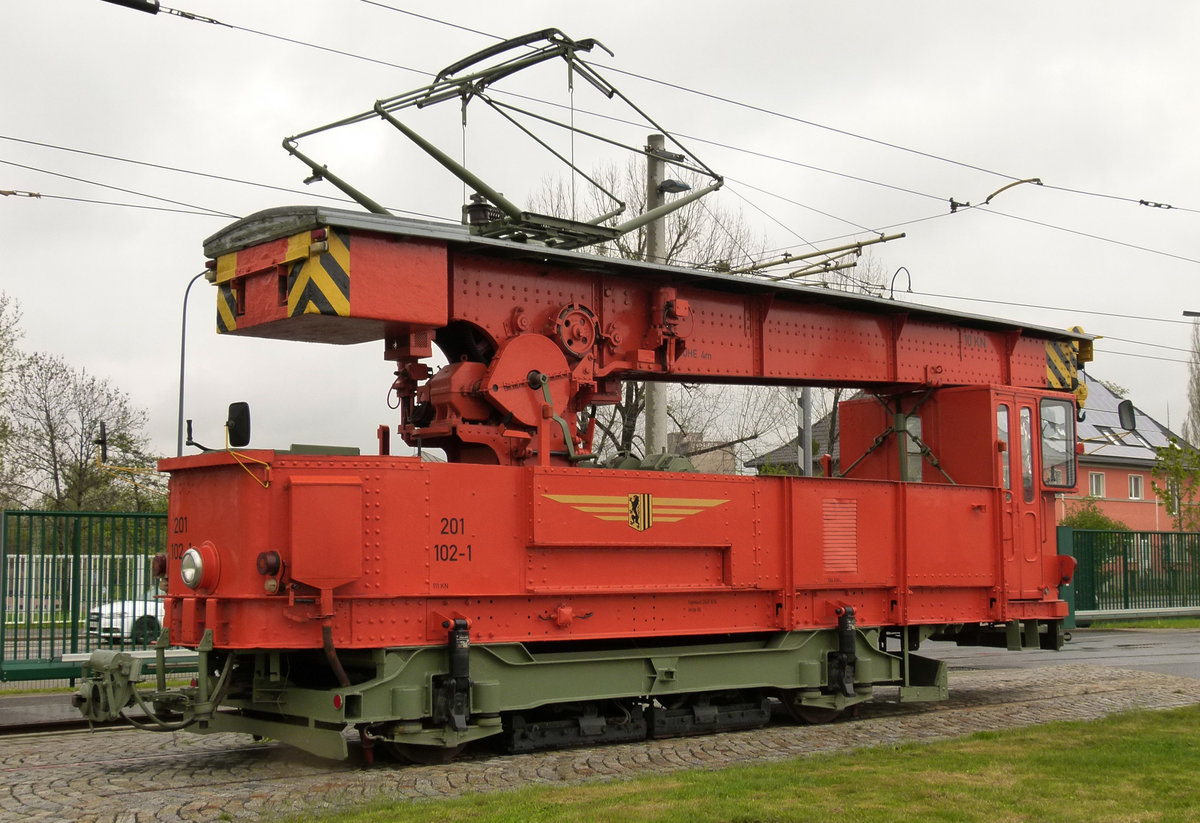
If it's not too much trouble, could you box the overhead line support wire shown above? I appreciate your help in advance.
[906,289,1197,326]
[111,1,1200,224]
[977,206,1200,266]
[2,191,232,217]
[99,0,948,228]
[363,3,1200,217]
[0,134,452,222]
[0,157,236,218]
[98,1,1200,259]
[1092,348,1190,366]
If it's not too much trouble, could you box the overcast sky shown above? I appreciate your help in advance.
[3,1,1196,459]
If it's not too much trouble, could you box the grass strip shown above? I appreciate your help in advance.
[278,704,1200,823]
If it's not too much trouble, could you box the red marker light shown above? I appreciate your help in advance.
[333,695,343,710]
[256,550,281,576]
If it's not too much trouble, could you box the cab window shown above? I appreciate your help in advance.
[1020,407,1035,503]
[1040,398,1076,488]
[997,404,1011,490]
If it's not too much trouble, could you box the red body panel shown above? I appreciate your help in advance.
[160,450,1066,652]
[185,211,1082,658]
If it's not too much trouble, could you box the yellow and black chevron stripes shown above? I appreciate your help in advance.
[288,230,350,318]
[1045,340,1077,391]
[216,283,238,333]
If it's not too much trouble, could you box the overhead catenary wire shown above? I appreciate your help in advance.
[95,0,1195,243]
[357,0,1200,216]
[65,0,1200,313]
[1092,348,1191,366]
[1101,336,1193,354]
[0,135,455,223]
[85,0,1200,275]
[6,142,1190,366]
[905,289,1198,326]
[5,139,1192,343]
[0,189,232,217]
[0,157,237,218]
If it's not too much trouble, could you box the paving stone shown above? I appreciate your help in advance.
[1,665,1199,822]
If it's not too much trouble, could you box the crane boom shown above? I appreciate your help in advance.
[205,206,1090,466]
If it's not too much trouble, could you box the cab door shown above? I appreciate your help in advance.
[996,395,1042,599]
[998,393,1077,601]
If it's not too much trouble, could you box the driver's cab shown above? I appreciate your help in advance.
[838,386,1078,601]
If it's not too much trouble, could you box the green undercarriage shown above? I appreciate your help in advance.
[188,626,950,761]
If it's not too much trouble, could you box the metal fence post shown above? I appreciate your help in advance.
[1057,526,1076,630]
[69,517,82,660]
[0,511,8,677]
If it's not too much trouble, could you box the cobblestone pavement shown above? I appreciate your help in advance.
[3,664,1200,823]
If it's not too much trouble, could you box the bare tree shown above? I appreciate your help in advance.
[4,352,163,510]
[533,164,899,472]
[1184,319,1200,447]
[0,293,23,506]
[535,161,783,469]
[532,161,757,270]
[666,384,797,470]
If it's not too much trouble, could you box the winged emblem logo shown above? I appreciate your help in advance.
[542,494,728,531]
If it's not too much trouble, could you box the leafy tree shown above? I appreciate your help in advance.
[1059,497,1130,531]
[1152,437,1200,532]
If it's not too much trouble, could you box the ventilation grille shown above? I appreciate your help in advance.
[823,498,859,574]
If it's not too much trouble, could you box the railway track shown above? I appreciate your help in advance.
[2,664,1199,823]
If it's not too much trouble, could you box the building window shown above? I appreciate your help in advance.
[1089,472,1106,498]
[1129,474,1144,500]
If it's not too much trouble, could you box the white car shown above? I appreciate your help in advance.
[88,598,165,645]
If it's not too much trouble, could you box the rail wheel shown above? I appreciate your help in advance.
[383,742,465,765]
[131,617,160,646]
[780,692,843,725]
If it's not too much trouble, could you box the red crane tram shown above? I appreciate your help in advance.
[75,206,1087,762]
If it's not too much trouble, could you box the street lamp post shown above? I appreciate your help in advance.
[177,270,208,457]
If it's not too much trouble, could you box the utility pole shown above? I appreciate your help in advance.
[643,134,670,456]
[799,387,813,476]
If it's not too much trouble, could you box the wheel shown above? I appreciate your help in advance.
[131,616,160,645]
[383,742,465,765]
[780,692,843,725]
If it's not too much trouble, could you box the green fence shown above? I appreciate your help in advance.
[3,514,1197,681]
[1,510,167,682]
[1069,528,1200,618]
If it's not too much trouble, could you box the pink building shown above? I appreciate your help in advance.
[1056,374,1183,531]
